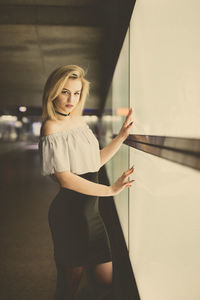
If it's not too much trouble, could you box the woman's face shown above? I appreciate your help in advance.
[53,78,82,114]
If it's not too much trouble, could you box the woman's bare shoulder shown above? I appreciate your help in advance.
[40,120,58,136]
[40,115,86,137]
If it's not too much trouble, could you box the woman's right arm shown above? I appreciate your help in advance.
[54,166,135,197]
[54,170,112,196]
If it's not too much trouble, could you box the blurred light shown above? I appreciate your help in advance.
[32,122,41,136]
[84,115,98,123]
[102,115,112,121]
[25,144,39,150]
[0,115,17,121]
[90,115,98,121]
[116,107,129,116]
[22,116,29,123]
[10,131,18,140]
[9,127,18,140]
[19,106,27,112]
[15,120,23,128]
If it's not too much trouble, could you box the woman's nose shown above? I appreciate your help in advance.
[67,94,75,103]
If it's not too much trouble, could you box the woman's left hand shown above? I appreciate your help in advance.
[118,107,134,142]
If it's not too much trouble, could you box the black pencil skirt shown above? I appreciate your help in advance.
[48,171,112,267]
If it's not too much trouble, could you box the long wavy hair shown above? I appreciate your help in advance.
[41,65,91,121]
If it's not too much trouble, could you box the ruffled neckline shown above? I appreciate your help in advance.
[40,123,89,139]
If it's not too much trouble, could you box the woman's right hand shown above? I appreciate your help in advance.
[110,166,135,196]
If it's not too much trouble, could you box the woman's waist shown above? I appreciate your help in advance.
[49,171,99,185]
[53,184,99,203]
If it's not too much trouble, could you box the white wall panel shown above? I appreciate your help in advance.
[129,1,200,299]
[130,0,200,138]
[129,149,200,300]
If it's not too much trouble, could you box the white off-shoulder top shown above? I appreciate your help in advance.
[38,123,101,180]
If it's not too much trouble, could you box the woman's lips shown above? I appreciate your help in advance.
[66,104,74,108]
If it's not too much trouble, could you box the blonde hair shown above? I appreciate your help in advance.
[41,65,91,121]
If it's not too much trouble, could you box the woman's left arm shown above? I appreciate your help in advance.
[99,107,134,167]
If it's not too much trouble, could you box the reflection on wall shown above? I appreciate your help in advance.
[102,28,131,246]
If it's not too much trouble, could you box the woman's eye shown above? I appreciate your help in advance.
[61,91,80,95]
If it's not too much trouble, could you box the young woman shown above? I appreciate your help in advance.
[38,65,134,300]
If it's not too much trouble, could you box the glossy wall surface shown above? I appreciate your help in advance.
[103,29,131,246]
[129,1,200,299]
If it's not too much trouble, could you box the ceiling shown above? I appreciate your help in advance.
[0,0,106,112]
[0,0,136,115]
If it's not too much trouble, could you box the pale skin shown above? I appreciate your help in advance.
[41,78,134,299]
